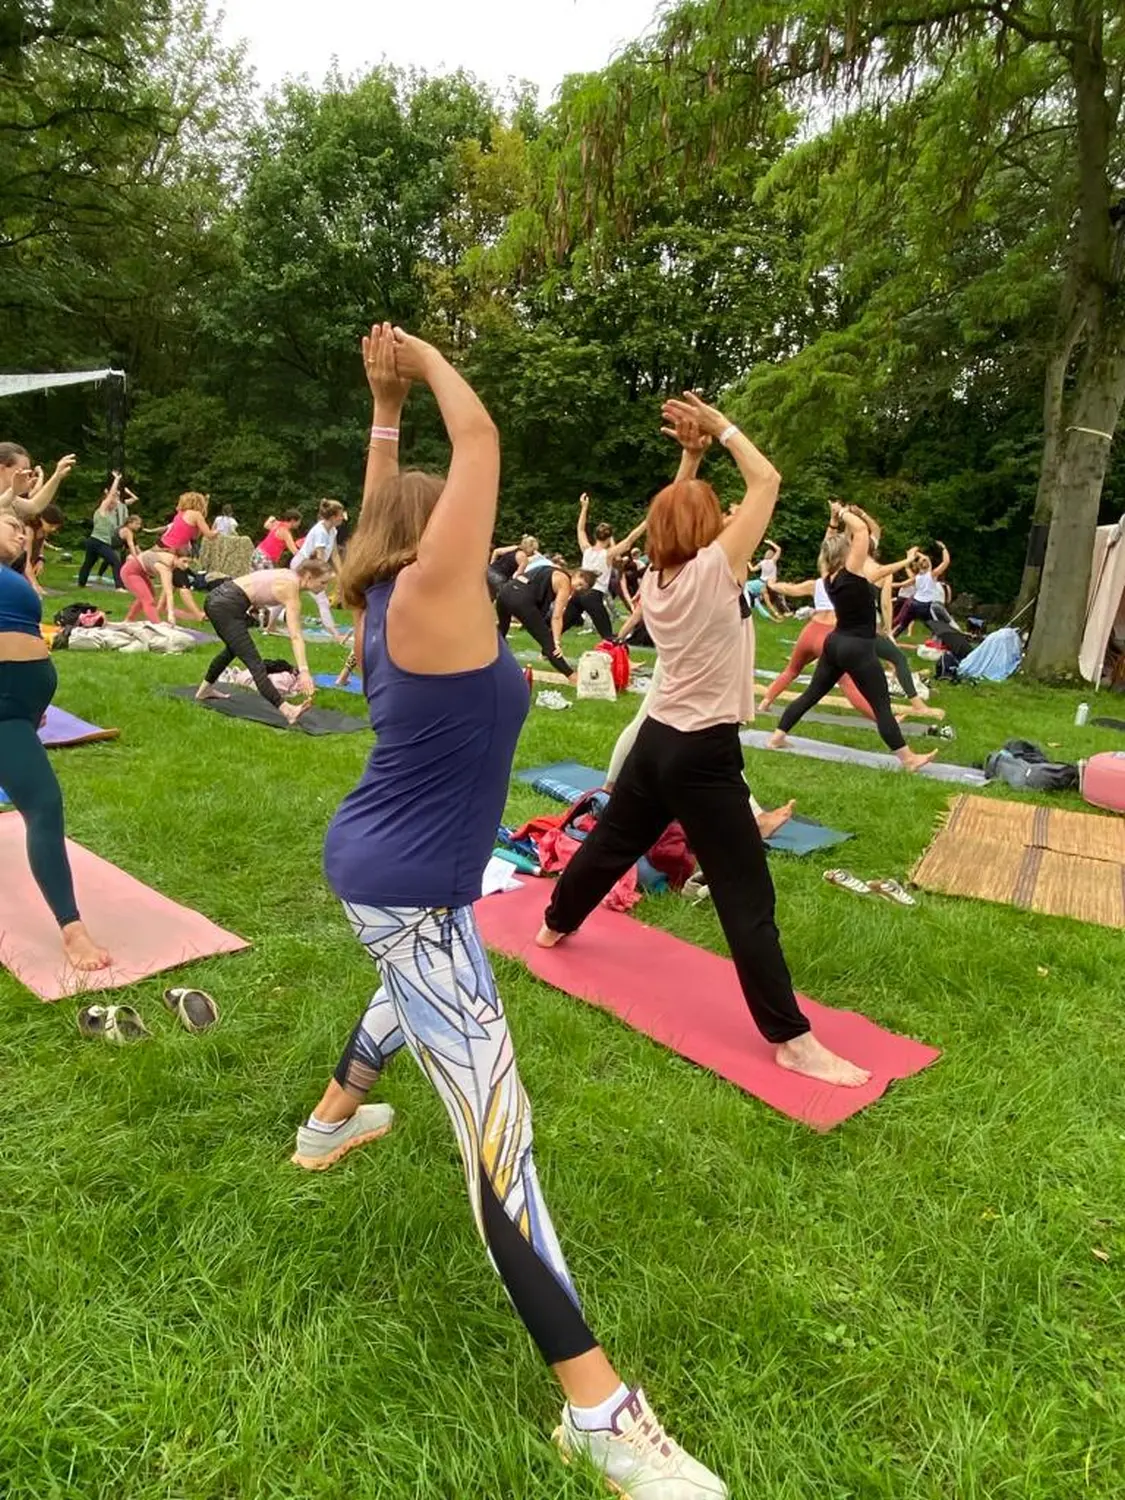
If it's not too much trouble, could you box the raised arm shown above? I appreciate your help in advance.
[770,578,817,599]
[576,493,592,553]
[933,541,951,579]
[18,454,77,518]
[836,505,871,573]
[662,394,780,571]
[95,473,123,517]
[606,520,646,566]
[391,328,499,592]
[360,321,410,511]
[869,547,919,585]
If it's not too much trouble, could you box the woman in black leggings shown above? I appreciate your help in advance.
[768,507,937,771]
[495,564,576,681]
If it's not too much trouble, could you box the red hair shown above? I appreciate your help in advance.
[646,480,724,569]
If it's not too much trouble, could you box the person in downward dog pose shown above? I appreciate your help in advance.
[120,546,192,624]
[768,507,938,769]
[494,561,577,682]
[296,324,728,1499]
[196,560,329,722]
[538,393,868,1091]
[0,511,109,973]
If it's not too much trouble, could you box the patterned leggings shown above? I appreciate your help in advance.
[335,901,597,1365]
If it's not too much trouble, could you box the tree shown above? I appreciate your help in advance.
[546,1,1125,677]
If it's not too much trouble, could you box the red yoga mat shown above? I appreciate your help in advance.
[0,813,249,1002]
[475,881,940,1130]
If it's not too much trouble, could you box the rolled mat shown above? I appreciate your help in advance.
[739,728,987,785]
[1091,717,1125,732]
[515,762,852,854]
[38,706,120,748]
[0,813,249,1002]
[163,685,368,735]
[475,881,940,1129]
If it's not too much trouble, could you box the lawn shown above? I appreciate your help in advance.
[2,568,1123,1499]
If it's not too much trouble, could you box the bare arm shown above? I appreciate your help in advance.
[662,396,780,571]
[933,542,951,579]
[837,507,871,574]
[617,597,644,640]
[551,576,571,645]
[770,578,817,599]
[187,509,217,540]
[118,526,139,559]
[360,321,410,509]
[576,494,592,553]
[22,454,77,516]
[280,580,312,683]
[606,520,646,566]
[868,548,919,585]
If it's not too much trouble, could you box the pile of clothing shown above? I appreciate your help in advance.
[59,620,202,655]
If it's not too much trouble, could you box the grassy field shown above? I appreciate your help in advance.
[2,567,1123,1499]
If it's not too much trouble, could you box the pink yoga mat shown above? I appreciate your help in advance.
[0,813,249,1002]
[475,881,940,1130]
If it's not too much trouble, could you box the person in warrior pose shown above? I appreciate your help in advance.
[296,324,728,1499]
[538,392,870,1090]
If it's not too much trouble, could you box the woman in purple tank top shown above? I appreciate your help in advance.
[294,325,726,1498]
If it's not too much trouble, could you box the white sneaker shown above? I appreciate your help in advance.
[555,1388,727,1499]
[291,1103,394,1171]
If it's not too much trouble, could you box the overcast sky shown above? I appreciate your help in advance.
[214,0,664,103]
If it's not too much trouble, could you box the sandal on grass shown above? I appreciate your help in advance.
[867,878,917,907]
[823,869,872,897]
[163,987,220,1033]
[76,1004,152,1044]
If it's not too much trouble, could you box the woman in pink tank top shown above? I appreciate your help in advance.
[160,492,215,553]
[539,393,872,1093]
[251,509,302,570]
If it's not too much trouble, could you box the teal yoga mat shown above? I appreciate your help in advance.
[515,762,852,855]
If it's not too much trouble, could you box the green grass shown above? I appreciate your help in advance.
[2,571,1123,1498]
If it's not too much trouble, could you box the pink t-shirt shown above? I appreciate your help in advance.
[641,540,755,732]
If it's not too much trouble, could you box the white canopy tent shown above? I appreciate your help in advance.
[0,369,125,399]
[1079,516,1125,687]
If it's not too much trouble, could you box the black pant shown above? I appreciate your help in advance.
[204,583,283,707]
[875,634,918,699]
[496,582,573,677]
[78,538,124,589]
[778,631,906,751]
[545,718,810,1044]
[563,588,614,641]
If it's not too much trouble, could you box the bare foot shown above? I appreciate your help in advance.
[777,1033,871,1088]
[196,683,230,701]
[757,800,796,840]
[280,700,311,725]
[535,923,566,949]
[899,747,938,773]
[61,922,111,973]
[766,730,788,749]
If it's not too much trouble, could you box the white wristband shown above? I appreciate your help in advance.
[718,424,739,447]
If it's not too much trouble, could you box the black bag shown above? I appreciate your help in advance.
[984,739,1079,792]
[53,601,99,629]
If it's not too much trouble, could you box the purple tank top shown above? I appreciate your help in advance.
[323,579,529,908]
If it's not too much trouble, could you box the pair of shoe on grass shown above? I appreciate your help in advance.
[77,988,219,1044]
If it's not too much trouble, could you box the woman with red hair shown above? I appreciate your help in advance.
[538,393,871,1089]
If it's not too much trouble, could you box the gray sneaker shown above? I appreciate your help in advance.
[555,1388,727,1498]
[291,1104,395,1171]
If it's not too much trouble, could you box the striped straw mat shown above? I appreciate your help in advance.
[911,794,1125,930]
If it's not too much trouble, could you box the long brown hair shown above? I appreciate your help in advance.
[339,469,445,608]
[646,480,724,570]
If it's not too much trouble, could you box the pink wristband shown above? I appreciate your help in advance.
[370,425,400,442]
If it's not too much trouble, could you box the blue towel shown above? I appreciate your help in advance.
[515,762,852,854]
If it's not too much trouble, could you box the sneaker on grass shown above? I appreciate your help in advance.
[555,1388,727,1499]
[291,1104,395,1171]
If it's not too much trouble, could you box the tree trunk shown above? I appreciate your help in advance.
[1024,336,1125,678]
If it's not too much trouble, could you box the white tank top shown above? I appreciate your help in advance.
[814,578,833,612]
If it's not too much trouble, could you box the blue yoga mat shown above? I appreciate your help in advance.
[313,672,363,694]
[739,728,987,785]
[516,763,852,855]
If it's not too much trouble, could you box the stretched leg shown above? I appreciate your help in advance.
[0,694,109,972]
[541,735,670,941]
[836,672,876,721]
[875,633,922,701]
[606,660,661,785]
[206,603,283,707]
[311,590,341,637]
[76,541,100,589]
[516,600,574,680]
[121,560,161,623]
[759,621,826,709]
[836,645,908,752]
[582,590,615,641]
[772,651,844,738]
[104,544,126,590]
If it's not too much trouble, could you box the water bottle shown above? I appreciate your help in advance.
[1075,702,1089,727]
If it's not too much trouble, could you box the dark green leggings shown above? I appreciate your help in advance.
[0,659,80,928]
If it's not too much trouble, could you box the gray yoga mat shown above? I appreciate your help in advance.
[756,704,930,738]
[163,685,369,736]
[739,728,987,785]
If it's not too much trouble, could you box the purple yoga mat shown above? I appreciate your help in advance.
[38,707,120,748]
